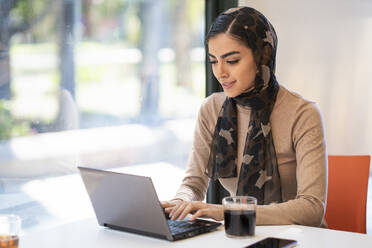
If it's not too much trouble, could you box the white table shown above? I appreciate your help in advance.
[21,218,372,248]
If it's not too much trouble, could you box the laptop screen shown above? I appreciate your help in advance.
[78,167,173,240]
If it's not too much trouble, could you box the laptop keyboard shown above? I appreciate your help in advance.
[168,220,205,235]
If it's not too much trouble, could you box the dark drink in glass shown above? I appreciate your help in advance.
[224,209,256,236]
[222,196,257,238]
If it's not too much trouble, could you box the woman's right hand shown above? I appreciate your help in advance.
[161,199,183,217]
[161,200,224,221]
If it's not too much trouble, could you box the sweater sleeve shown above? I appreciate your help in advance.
[174,96,220,201]
[256,102,327,227]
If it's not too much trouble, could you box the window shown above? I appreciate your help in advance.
[0,0,205,233]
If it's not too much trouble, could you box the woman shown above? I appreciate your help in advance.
[162,6,327,227]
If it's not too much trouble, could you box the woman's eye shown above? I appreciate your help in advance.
[209,60,217,64]
[227,59,240,64]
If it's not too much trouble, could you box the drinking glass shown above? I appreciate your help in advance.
[0,215,21,248]
[222,196,257,238]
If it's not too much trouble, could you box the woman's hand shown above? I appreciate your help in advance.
[161,199,183,216]
[161,200,224,221]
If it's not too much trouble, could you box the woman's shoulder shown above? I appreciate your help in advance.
[197,92,226,126]
[200,92,226,113]
[274,86,324,136]
[276,85,321,116]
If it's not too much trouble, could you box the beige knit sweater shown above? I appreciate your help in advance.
[174,86,327,227]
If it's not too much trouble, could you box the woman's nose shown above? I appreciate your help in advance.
[215,63,228,80]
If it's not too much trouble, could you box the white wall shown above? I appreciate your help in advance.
[239,0,372,155]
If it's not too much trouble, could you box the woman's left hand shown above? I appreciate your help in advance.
[163,201,224,221]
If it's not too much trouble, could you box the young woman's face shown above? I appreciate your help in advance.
[208,33,257,98]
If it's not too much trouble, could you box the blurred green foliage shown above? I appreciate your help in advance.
[0,101,13,140]
[0,100,31,141]
[10,0,55,42]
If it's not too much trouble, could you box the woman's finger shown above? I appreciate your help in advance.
[161,201,175,208]
[178,202,203,220]
[189,208,207,221]
[165,206,178,213]
[170,202,187,220]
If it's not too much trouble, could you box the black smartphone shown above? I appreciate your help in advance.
[243,237,297,248]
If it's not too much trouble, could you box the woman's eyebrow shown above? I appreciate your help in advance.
[208,51,240,59]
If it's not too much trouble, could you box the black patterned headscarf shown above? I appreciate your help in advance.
[205,7,282,205]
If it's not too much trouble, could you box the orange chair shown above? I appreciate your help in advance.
[325,155,371,233]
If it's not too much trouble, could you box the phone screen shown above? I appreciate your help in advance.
[243,237,297,248]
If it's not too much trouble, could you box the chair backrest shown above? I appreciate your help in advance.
[325,155,371,233]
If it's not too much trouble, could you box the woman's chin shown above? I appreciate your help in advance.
[223,91,238,98]
[223,88,243,98]
[224,86,255,98]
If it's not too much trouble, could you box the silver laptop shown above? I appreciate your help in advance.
[78,166,221,241]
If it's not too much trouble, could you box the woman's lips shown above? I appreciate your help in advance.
[221,80,236,89]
